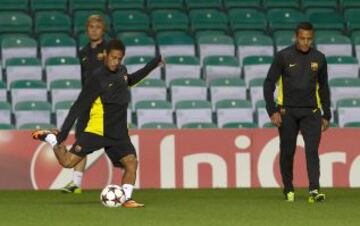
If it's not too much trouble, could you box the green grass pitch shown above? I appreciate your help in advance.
[0,188,359,226]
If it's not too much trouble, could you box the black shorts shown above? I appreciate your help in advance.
[69,132,136,168]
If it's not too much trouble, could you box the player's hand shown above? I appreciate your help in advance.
[158,57,166,67]
[270,112,282,127]
[321,118,330,132]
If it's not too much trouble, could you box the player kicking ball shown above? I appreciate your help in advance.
[32,39,163,208]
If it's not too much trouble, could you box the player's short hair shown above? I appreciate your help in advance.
[106,39,126,54]
[295,22,314,34]
[86,15,106,32]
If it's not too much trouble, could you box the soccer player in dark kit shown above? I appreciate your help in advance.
[263,22,331,203]
[33,39,163,208]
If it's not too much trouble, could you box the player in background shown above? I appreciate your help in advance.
[33,39,163,208]
[61,15,107,194]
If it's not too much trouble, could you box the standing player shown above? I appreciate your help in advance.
[33,39,163,208]
[61,15,107,194]
[263,22,331,203]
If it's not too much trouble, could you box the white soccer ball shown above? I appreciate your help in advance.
[100,184,126,208]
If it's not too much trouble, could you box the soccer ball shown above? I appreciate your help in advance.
[100,184,126,208]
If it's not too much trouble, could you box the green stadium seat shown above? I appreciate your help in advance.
[302,0,338,9]
[170,78,207,107]
[10,80,47,111]
[0,12,32,34]
[5,57,42,89]
[236,33,274,66]
[182,122,217,128]
[185,0,222,9]
[223,0,261,9]
[74,10,111,35]
[69,0,107,13]
[157,31,195,57]
[124,56,161,79]
[264,0,300,8]
[164,56,201,86]
[108,0,145,10]
[255,100,271,127]
[337,98,360,127]
[216,99,253,128]
[14,101,51,128]
[0,123,15,130]
[273,30,295,51]
[55,100,73,128]
[19,123,55,130]
[0,81,6,102]
[228,9,267,32]
[189,9,228,33]
[222,122,258,128]
[263,122,276,128]
[340,0,360,9]
[0,0,29,12]
[45,57,81,88]
[112,10,150,33]
[249,78,267,108]
[130,79,167,108]
[119,34,156,57]
[135,100,173,128]
[344,9,360,33]
[0,102,11,125]
[243,56,273,87]
[141,122,177,129]
[327,56,359,79]
[175,100,212,128]
[343,122,360,127]
[40,33,77,65]
[267,8,306,32]
[1,37,37,67]
[203,56,240,84]
[329,78,360,104]
[151,10,189,32]
[31,0,68,12]
[306,9,345,31]
[50,79,81,111]
[147,0,184,10]
[197,34,235,62]
[315,33,352,57]
[35,11,71,35]
[195,30,226,40]
[210,78,246,110]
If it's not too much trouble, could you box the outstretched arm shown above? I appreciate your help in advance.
[127,55,163,87]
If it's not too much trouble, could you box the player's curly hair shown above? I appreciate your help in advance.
[296,22,314,34]
[106,39,126,54]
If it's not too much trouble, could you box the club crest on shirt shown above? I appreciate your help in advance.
[311,62,318,72]
[74,145,82,152]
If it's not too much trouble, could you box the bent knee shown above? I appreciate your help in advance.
[121,155,138,168]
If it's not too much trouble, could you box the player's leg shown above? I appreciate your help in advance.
[299,108,325,203]
[32,129,84,168]
[105,143,144,208]
[61,158,86,194]
[278,108,299,201]
[62,120,89,193]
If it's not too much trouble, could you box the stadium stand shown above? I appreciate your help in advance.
[0,0,359,129]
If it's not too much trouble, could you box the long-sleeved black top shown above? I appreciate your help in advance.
[57,55,162,143]
[263,45,331,120]
[78,40,106,85]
